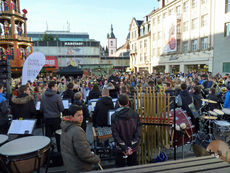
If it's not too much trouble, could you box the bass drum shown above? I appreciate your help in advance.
[170,108,195,147]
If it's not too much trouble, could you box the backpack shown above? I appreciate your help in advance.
[0,100,9,117]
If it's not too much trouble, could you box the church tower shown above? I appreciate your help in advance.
[107,24,117,57]
[0,0,33,74]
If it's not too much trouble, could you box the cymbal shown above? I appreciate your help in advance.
[201,99,217,104]
[208,111,218,116]
[202,116,217,120]
[207,140,230,163]
[214,109,224,115]
[193,144,210,157]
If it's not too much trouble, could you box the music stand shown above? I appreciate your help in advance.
[107,110,116,126]
[7,119,36,135]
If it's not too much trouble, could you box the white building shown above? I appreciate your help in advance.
[129,0,221,74]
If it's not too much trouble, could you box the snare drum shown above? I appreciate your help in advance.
[213,120,230,142]
[0,136,50,173]
[0,135,8,146]
[170,108,195,146]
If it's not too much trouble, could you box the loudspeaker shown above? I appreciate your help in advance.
[0,60,11,99]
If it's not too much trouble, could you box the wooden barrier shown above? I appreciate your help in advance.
[91,156,230,173]
[134,87,172,164]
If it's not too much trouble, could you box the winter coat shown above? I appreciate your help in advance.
[72,100,89,131]
[60,120,100,173]
[11,93,36,119]
[111,107,141,152]
[223,90,230,108]
[40,88,64,119]
[179,90,193,116]
[93,96,114,127]
[62,89,75,103]
[192,92,203,111]
[0,93,6,103]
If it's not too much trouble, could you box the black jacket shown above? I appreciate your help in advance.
[207,94,220,110]
[73,100,89,131]
[179,90,193,116]
[88,90,101,101]
[111,107,141,152]
[192,92,203,111]
[62,89,75,103]
[11,93,36,119]
[93,96,114,127]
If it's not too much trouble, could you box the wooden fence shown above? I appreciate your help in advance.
[134,87,172,164]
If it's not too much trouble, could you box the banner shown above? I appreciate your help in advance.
[22,52,46,85]
[44,56,59,69]
[164,15,177,53]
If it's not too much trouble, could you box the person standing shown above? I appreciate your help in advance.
[40,81,64,139]
[60,105,100,173]
[223,85,230,109]
[11,85,36,119]
[73,92,89,132]
[92,88,114,127]
[111,94,141,167]
[0,84,9,134]
[62,83,75,103]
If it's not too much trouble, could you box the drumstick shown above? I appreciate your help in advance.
[98,162,103,171]
[185,129,191,138]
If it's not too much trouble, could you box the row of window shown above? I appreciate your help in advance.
[153,0,208,25]
[226,0,230,13]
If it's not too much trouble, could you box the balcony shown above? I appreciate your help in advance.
[0,10,25,19]
[0,34,32,42]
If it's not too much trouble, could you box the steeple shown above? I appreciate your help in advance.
[109,24,115,39]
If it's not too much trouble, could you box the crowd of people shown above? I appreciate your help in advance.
[0,70,230,172]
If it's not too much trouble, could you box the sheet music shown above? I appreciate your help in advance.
[8,120,36,135]
[36,101,40,110]
[108,110,115,126]
[62,100,70,109]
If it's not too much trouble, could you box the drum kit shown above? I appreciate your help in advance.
[193,98,230,162]
[0,135,51,173]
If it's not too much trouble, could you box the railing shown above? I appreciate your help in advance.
[0,35,32,42]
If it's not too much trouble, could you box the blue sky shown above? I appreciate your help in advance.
[21,0,158,48]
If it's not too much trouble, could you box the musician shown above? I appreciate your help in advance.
[73,92,89,132]
[61,105,100,173]
[177,83,195,124]
[92,88,114,127]
[192,85,203,111]
[62,83,75,103]
[40,81,64,141]
[207,88,220,110]
[0,84,10,134]
[223,86,230,109]
[11,85,36,119]
[111,94,141,167]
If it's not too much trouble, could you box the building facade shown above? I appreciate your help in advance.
[130,0,216,74]
[213,0,230,75]
[130,17,151,73]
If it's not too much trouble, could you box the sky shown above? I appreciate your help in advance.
[21,0,158,48]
